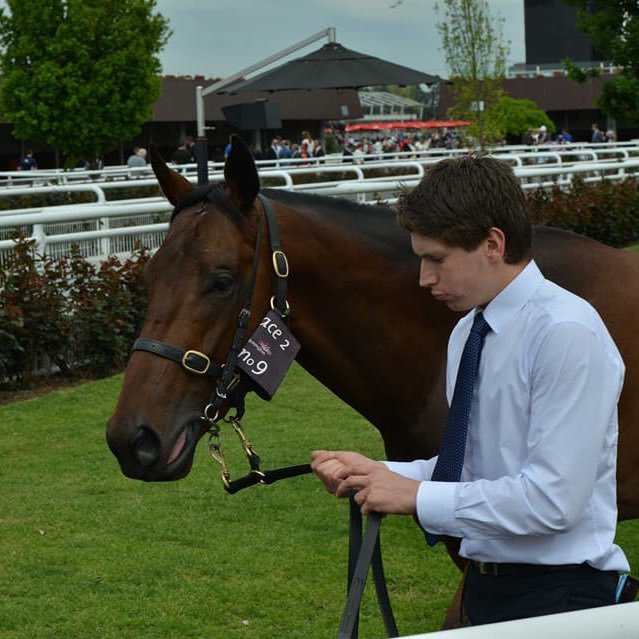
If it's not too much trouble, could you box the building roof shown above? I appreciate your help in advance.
[358,90,424,120]
[437,75,607,114]
[154,76,363,122]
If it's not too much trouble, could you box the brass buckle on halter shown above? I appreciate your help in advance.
[272,250,289,278]
[270,296,291,314]
[182,350,211,375]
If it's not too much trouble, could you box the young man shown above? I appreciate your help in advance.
[311,156,630,625]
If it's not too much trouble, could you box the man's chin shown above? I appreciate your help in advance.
[444,299,474,313]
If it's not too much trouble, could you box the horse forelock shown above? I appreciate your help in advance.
[170,183,245,227]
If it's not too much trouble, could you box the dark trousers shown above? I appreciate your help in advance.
[462,563,618,626]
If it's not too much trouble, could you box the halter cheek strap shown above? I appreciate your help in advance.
[259,193,289,319]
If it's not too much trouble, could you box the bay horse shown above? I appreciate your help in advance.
[107,135,639,628]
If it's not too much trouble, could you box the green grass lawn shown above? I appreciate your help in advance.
[1,365,637,638]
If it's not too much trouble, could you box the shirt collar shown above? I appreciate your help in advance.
[482,260,544,334]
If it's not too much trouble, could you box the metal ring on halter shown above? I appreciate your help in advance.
[270,296,290,314]
[204,403,220,423]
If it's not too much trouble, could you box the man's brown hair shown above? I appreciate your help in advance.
[397,155,532,264]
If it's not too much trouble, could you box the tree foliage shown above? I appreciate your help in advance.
[565,0,639,123]
[436,0,509,146]
[491,96,555,139]
[0,0,171,166]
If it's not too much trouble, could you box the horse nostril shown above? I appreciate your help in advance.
[130,426,161,469]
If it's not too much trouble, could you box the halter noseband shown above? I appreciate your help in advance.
[130,193,289,424]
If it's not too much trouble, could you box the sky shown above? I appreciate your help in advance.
[154,0,526,81]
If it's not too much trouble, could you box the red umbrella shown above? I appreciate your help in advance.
[345,119,471,132]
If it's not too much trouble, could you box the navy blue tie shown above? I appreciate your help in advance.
[425,311,491,546]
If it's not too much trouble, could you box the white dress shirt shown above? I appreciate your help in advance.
[386,260,629,572]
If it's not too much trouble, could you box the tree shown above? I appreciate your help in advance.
[436,0,509,146]
[564,0,639,124]
[0,0,171,167]
[491,96,555,142]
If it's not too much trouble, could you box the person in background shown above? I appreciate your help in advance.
[127,147,148,179]
[185,136,196,161]
[311,155,632,627]
[591,123,606,143]
[342,142,354,163]
[535,125,549,145]
[278,139,292,164]
[558,128,573,144]
[312,139,325,164]
[172,140,192,165]
[264,138,280,167]
[18,149,37,171]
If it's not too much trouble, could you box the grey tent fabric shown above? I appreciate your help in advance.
[220,42,437,93]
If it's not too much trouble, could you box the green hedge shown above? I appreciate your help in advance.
[527,176,639,248]
[0,239,149,389]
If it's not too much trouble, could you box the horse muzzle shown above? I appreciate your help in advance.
[106,416,203,481]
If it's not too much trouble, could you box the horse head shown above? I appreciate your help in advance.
[107,136,273,481]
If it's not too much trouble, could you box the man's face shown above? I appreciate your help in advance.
[410,232,494,312]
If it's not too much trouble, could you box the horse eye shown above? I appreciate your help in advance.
[209,272,235,296]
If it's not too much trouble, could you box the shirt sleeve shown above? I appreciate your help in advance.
[416,322,624,539]
[383,458,438,481]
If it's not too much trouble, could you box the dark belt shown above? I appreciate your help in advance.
[470,560,589,577]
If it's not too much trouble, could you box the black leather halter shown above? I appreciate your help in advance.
[131,194,289,423]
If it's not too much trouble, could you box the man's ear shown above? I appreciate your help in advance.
[485,227,507,261]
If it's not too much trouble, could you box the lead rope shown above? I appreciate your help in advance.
[207,425,398,637]
[340,495,399,639]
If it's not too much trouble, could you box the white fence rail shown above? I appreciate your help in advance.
[2,140,639,188]
[401,601,639,639]
[2,145,639,265]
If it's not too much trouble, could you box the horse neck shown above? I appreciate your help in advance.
[271,198,455,457]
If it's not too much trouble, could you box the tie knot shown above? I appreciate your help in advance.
[470,311,491,337]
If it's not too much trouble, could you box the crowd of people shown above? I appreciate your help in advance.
[253,132,326,166]
[14,120,622,175]
[524,122,617,146]
[340,127,462,163]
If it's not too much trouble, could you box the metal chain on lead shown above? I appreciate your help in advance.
[207,422,232,489]
[206,415,265,489]
[226,415,262,472]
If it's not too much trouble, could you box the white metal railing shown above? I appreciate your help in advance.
[2,151,639,265]
[2,141,639,190]
[400,601,639,638]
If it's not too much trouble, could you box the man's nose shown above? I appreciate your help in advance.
[419,263,437,288]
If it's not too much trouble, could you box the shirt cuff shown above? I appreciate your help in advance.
[416,481,462,537]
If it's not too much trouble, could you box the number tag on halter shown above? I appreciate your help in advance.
[237,310,300,399]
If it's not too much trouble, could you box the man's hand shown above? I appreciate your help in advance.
[311,450,376,495]
[310,450,419,516]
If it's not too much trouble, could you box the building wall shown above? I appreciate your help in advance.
[524,0,598,65]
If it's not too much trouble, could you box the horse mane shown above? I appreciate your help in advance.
[169,182,412,260]
[262,187,411,258]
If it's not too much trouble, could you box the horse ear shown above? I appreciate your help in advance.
[150,144,194,206]
[224,134,260,212]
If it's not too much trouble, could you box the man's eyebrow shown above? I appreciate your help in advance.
[415,249,446,259]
